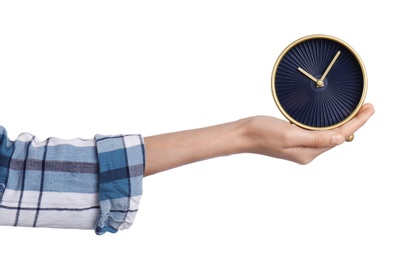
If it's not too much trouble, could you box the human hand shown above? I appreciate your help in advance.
[144,103,374,175]
[242,103,375,164]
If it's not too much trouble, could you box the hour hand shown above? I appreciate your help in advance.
[298,67,320,85]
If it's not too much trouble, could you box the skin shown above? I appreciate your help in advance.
[144,103,375,176]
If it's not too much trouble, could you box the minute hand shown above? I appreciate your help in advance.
[317,51,341,87]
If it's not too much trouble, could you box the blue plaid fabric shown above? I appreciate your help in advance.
[0,126,145,235]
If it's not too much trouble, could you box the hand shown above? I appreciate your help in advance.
[243,103,375,164]
[317,50,341,87]
[298,51,341,88]
[144,103,375,175]
[298,67,320,84]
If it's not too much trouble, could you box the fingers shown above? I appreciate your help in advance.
[294,127,345,148]
[293,103,375,148]
[338,103,375,139]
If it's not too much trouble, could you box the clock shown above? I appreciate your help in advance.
[271,34,367,141]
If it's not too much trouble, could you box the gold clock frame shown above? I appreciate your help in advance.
[271,34,368,139]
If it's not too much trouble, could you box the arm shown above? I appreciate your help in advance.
[144,103,375,176]
[0,128,144,235]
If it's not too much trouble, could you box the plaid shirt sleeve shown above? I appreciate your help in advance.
[0,125,145,235]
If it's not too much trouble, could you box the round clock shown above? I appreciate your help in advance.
[271,34,367,141]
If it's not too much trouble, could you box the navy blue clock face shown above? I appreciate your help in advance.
[272,35,366,129]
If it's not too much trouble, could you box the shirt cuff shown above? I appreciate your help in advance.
[94,134,145,235]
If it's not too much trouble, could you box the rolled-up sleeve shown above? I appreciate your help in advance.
[0,126,145,235]
[94,134,145,235]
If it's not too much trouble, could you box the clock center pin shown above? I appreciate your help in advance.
[310,77,328,92]
[316,80,324,87]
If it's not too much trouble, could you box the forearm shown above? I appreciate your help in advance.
[143,103,375,176]
[143,119,249,176]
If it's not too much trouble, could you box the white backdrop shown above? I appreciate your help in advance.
[0,1,415,259]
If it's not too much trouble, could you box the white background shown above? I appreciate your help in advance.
[0,1,415,259]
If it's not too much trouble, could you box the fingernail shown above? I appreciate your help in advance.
[331,135,345,145]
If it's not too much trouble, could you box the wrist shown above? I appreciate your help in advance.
[232,117,257,155]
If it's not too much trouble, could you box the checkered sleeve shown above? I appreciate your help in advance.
[0,126,145,235]
[94,134,145,235]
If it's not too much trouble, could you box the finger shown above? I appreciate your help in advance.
[338,103,375,139]
[293,127,345,148]
[293,103,374,148]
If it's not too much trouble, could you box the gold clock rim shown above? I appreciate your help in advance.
[271,34,368,131]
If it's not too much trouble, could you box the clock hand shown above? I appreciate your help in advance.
[317,50,341,87]
[297,67,320,84]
